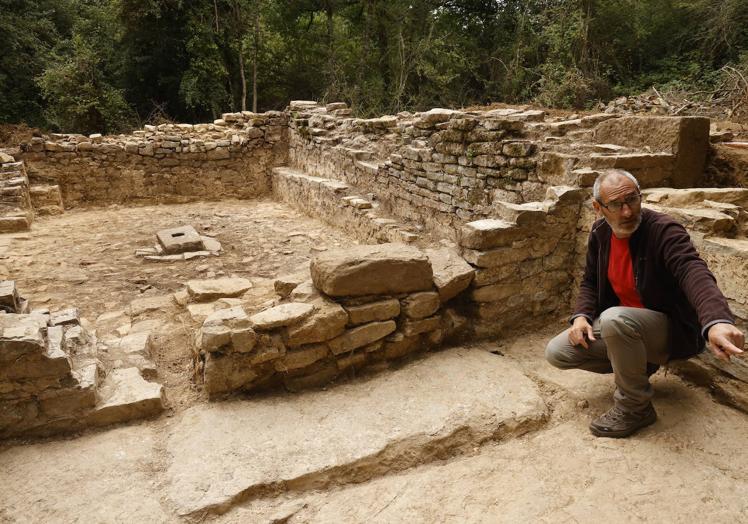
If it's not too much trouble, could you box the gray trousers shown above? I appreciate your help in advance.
[545,306,669,412]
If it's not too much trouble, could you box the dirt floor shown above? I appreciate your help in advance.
[1,200,747,523]
[0,199,358,409]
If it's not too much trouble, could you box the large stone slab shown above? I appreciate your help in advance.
[425,247,475,302]
[165,348,546,516]
[459,219,520,250]
[0,426,174,523]
[311,243,433,297]
[87,368,165,426]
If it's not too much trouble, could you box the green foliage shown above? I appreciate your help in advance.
[1,0,748,131]
[38,0,135,133]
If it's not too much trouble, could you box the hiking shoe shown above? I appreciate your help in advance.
[589,403,657,438]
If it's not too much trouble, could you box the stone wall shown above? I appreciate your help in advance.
[191,244,474,398]
[287,102,710,240]
[0,155,33,232]
[458,186,586,337]
[16,111,288,207]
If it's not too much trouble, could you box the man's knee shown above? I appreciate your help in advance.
[545,332,575,369]
[599,307,641,340]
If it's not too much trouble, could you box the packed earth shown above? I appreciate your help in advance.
[0,101,747,522]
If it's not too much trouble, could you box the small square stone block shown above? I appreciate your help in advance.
[156,225,204,254]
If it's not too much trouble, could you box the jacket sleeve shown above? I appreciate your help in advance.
[572,228,599,322]
[659,221,734,329]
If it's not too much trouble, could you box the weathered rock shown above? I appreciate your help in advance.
[186,278,252,302]
[186,298,243,323]
[401,315,442,337]
[401,292,440,319]
[383,332,422,360]
[87,368,165,426]
[328,321,396,355]
[345,299,400,325]
[278,344,330,371]
[128,295,173,317]
[0,319,46,362]
[165,347,546,516]
[425,247,475,302]
[197,324,232,352]
[250,302,315,330]
[157,225,205,254]
[203,353,257,396]
[285,298,348,346]
[49,308,80,327]
[311,243,433,297]
[0,280,19,312]
[459,219,521,250]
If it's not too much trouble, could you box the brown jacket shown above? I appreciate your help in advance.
[574,208,734,360]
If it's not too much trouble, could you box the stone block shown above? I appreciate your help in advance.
[285,298,348,346]
[328,321,396,355]
[88,368,165,426]
[250,302,315,331]
[157,225,205,254]
[203,352,258,396]
[462,244,531,268]
[0,320,46,362]
[383,332,422,360]
[345,299,400,325]
[186,278,252,302]
[198,324,232,352]
[459,219,521,250]
[129,295,173,317]
[425,248,475,302]
[336,352,368,371]
[230,327,257,353]
[402,315,441,337]
[0,280,19,312]
[279,344,330,371]
[49,308,80,327]
[311,243,433,297]
[401,292,440,319]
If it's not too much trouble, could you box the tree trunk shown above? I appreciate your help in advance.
[252,1,259,112]
[239,40,247,112]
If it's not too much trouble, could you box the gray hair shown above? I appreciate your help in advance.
[592,169,640,201]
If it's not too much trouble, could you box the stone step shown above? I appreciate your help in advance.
[643,187,748,209]
[86,367,165,427]
[645,203,737,236]
[272,166,420,244]
[164,347,547,516]
[29,184,64,216]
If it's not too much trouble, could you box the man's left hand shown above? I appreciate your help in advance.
[707,323,745,361]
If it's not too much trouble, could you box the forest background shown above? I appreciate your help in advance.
[1,0,747,135]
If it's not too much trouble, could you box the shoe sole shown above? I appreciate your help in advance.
[589,411,657,438]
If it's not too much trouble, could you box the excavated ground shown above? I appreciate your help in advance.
[1,201,747,523]
[0,199,358,410]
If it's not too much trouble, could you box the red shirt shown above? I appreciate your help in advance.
[608,233,644,308]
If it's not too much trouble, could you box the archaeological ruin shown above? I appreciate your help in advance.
[1,100,747,520]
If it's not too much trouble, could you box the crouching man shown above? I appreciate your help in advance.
[546,169,744,438]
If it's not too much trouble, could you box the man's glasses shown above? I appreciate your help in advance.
[598,193,642,213]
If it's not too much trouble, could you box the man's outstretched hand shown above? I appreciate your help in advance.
[708,323,745,361]
[569,316,595,349]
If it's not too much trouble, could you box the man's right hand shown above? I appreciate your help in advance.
[569,316,596,349]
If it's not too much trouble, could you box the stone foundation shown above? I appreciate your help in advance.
[3,100,747,439]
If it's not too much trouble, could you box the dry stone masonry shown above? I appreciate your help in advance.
[0,282,165,438]
[191,243,473,397]
[2,98,748,439]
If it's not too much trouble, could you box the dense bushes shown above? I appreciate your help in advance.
[1,0,747,133]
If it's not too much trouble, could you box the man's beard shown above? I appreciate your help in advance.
[605,213,642,238]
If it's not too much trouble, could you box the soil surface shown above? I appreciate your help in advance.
[0,199,358,409]
[0,201,747,523]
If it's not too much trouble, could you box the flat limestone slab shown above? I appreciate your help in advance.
[165,347,547,516]
[0,425,176,523]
